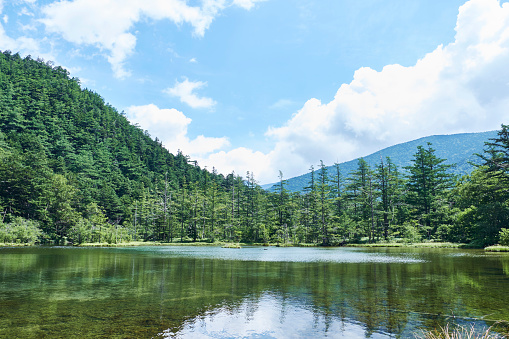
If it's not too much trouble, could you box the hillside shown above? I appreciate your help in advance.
[0,51,233,243]
[263,131,497,192]
[1,51,507,248]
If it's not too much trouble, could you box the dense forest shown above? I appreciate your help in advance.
[1,50,509,248]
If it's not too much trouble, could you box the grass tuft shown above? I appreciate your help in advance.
[221,243,241,248]
[414,323,505,339]
[485,245,509,252]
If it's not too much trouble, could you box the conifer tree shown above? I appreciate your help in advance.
[404,143,454,239]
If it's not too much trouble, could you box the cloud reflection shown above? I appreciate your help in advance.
[158,293,391,338]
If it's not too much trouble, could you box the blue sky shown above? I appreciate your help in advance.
[2,0,509,184]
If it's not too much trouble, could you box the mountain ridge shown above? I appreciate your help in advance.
[262,131,497,192]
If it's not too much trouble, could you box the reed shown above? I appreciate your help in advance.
[414,324,505,339]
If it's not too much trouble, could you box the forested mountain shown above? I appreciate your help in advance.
[264,131,497,192]
[1,50,509,248]
[0,51,242,244]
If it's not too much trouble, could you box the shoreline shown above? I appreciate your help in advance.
[2,241,503,250]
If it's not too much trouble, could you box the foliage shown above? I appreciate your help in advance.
[499,228,509,246]
[0,216,43,244]
[404,143,455,239]
[1,50,508,247]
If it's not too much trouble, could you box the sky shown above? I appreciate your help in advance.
[2,0,509,184]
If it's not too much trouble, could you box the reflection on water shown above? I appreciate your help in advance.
[159,293,390,339]
[0,246,508,338]
[150,246,426,264]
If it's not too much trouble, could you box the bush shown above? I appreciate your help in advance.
[499,228,509,246]
[67,218,93,244]
[401,222,422,243]
[0,217,43,244]
[103,225,131,244]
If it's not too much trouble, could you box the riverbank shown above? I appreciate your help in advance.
[3,240,507,251]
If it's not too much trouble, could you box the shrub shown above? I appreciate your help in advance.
[499,228,509,246]
[0,217,43,244]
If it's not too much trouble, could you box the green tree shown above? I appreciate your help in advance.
[375,157,404,240]
[404,143,455,239]
[346,158,376,242]
[317,161,333,245]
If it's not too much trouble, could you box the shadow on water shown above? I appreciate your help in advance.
[1,246,508,338]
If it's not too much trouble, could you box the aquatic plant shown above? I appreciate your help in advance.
[414,323,505,339]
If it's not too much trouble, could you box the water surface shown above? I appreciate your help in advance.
[1,246,508,338]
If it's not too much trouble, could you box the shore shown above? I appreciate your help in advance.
[2,241,509,251]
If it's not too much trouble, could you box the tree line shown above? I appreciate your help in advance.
[0,50,508,247]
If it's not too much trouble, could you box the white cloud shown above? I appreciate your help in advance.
[0,1,57,66]
[200,147,272,179]
[164,77,217,109]
[40,0,262,79]
[241,0,509,183]
[0,20,43,57]
[20,23,36,31]
[18,7,33,16]
[126,104,229,157]
[194,0,509,185]
[232,0,266,10]
[269,99,296,110]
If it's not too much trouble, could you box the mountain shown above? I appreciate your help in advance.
[0,51,233,242]
[262,131,498,192]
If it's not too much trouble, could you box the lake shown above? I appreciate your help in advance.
[1,246,508,338]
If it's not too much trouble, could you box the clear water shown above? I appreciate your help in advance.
[0,246,508,338]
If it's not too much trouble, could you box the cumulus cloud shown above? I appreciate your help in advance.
[248,0,509,182]
[164,77,217,109]
[40,0,261,79]
[126,104,229,157]
[203,147,272,179]
[0,1,56,64]
[125,104,268,180]
[0,21,42,57]
[196,0,509,184]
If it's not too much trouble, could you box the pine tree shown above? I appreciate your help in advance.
[375,157,403,240]
[404,143,455,239]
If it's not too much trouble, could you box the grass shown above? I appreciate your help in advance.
[484,245,509,252]
[0,242,34,247]
[347,242,466,249]
[221,243,241,248]
[76,240,224,247]
[414,323,506,339]
[0,240,478,249]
